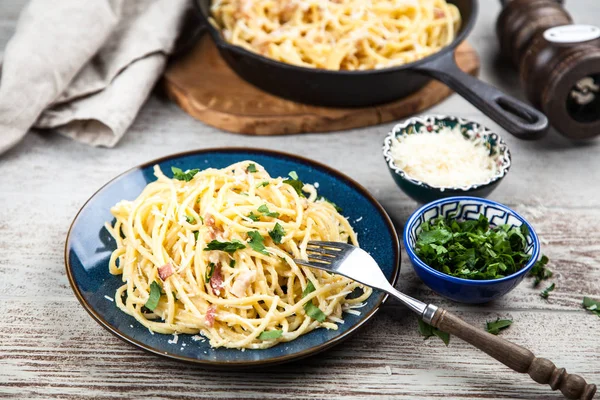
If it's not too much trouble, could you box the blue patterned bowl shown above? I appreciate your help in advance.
[383,115,511,204]
[403,196,540,304]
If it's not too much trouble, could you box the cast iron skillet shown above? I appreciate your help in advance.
[193,0,548,140]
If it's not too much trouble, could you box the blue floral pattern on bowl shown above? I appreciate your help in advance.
[382,115,512,203]
[403,196,540,304]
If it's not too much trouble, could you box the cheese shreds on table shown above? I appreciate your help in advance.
[390,127,499,188]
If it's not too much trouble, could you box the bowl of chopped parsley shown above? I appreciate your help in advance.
[403,196,540,303]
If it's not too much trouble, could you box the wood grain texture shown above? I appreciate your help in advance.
[1,0,600,399]
[163,35,480,135]
[431,309,597,399]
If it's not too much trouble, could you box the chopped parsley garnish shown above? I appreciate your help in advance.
[485,318,513,335]
[185,215,196,224]
[247,212,261,222]
[583,297,600,317]
[205,262,216,283]
[418,319,450,346]
[269,223,285,244]
[247,231,269,255]
[414,214,531,280]
[317,196,343,213]
[204,240,246,253]
[145,281,161,311]
[256,181,269,188]
[258,330,283,340]
[529,254,552,287]
[171,166,199,182]
[541,283,556,299]
[247,163,257,173]
[258,204,280,218]
[302,281,316,297]
[229,259,236,268]
[301,281,326,322]
[193,231,199,241]
[304,303,326,322]
[283,171,305,197]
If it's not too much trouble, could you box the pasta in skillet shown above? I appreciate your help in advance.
[210,0,461,70]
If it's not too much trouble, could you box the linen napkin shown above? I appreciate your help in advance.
[0,0,189,154]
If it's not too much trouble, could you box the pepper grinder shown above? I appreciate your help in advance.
[497,0,600,139]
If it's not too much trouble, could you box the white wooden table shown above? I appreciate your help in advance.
[1,1,599,399]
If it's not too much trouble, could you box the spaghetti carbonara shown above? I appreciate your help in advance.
[210,0,461,70]
[106,161,371,349]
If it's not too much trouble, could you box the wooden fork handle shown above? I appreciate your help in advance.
[430,308,597,399]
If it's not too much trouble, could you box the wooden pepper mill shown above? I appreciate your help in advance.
[497,0,600,139]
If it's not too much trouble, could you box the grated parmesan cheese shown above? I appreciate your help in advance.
[389,127,500,189]
[168,333,179,344]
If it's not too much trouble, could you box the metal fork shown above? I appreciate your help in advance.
[295,241,596,400]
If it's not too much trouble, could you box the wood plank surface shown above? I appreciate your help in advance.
[1,0,599,399]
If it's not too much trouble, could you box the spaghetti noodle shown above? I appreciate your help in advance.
[106,161,371,349]
[210,0,461,70]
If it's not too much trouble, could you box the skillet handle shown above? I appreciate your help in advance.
[413,49,549,140]
[430,308,597,399]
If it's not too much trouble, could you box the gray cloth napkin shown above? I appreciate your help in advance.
[0,0,189,154]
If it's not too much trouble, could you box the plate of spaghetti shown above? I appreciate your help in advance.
[65,148,400,366]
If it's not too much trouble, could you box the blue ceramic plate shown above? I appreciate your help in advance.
[65,148,400,367]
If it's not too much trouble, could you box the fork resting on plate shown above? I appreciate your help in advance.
[295,241,596,400]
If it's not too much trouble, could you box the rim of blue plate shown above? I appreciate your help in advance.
[64,147,401,367]
[403,196,540,286]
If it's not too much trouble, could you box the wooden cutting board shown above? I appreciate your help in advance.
[163,36,480,135]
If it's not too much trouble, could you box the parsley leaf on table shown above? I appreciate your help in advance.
[418,319,450,346]
[583,297,600,317]
[540,283,556,299]
[171,166,199,182]
[414,214,532,280]
[485,318,513,335]
[529,254,552,287]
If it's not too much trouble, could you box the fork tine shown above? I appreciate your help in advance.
[306,254,334,264]
[306,247,337,257]
[307,241,345,249]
